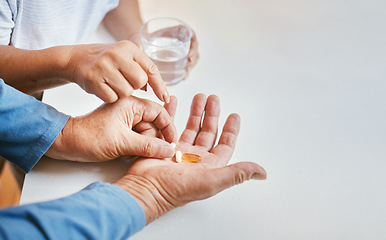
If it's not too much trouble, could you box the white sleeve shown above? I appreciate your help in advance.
[0,0,16,45]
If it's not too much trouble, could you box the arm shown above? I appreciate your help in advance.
[0,77,177,170]
[103,0,143,45]
[0,182,145,239]
[0,42,170,103]
[0,45,72,95]
[0,79,69,172]
[0,1,169,103]
[0,3,70,94]
[0,6,168,104]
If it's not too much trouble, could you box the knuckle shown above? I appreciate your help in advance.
[235,169,248,185]
[133,71,148,89]
[221,132,236,146]
[119,40,136,51]
[142,139,155,156]
[104,94,118,103]
[148,62,159,75]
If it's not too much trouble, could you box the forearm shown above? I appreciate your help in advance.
[103,0,143,41]
[0,45,73,94]
[0,79,69,172]
[0,182,146,239]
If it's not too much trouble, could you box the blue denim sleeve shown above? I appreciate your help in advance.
[0,181,146,239]
[0,79,70,172]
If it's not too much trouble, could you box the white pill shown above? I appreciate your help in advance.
[176,150,182,163]
[171,142,177,149]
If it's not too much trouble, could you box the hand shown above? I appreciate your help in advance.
[114,94,267,224]
[185,29,199,79]
[46,96,178,162]
[137,25,199,80]
[67,41,170,103]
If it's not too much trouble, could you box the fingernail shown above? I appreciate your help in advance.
[252,168,267,180]
[252,172,267,180]
[162,91,170,103]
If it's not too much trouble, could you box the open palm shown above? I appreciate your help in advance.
[115,94,266,224]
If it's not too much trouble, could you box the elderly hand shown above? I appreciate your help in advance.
[67,41,170,103]
[114,94,266,224]
[46,96,178,162]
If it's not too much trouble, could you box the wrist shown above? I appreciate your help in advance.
[114,174,174,225]
[45,116,75,160]
[40,45,74,81]
[60,45,78,83]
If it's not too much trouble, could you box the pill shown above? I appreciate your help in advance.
[181,153,202,163]
[171,142,176,149]
[176,150,182,163]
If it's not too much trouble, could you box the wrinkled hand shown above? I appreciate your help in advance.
[46,96,178,162]
[67,41,170,103]
[115,94,266,224]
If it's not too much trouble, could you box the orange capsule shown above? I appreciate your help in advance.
[181,153,202,163]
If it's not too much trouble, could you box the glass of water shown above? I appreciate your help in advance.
[140,17,192,85]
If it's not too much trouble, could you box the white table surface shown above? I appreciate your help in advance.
[20,1,386,239]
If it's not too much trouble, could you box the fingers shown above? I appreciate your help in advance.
[134,122,159,138]
[192,162,266,201]
[179,93,206,144]
[179,94,220,150]
[211,162,267,188]
[91,41,169,103]
[91,82,119,103]
[164,95,178,122]
[117,61,148,90]
[138,98,178,143]
[127,133,175,158]
[137,95,177,141]
[210,113,241,165]
[103,68,135,99]
[194,95,220,150]
[132,45,170,103]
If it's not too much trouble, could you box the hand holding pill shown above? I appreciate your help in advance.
[115,94,267,224]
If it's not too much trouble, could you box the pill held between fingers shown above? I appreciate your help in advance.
[171,142,176,149]
[176,150,182,163]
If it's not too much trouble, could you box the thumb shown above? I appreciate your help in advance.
[205,162,267,196]
[127,133,175,158]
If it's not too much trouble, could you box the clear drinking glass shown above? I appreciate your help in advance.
[140,17,192,85]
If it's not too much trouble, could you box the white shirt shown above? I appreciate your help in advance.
[0,0,119,49]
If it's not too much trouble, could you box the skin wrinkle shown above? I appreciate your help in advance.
[152,167,193,204]
[218,131,237,146]
[149,176,178,210]
[195,130,218,149]
[120,174,173,222]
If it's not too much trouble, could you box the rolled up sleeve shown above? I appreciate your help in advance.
[0,181,146,239]
[0,79,69,172]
